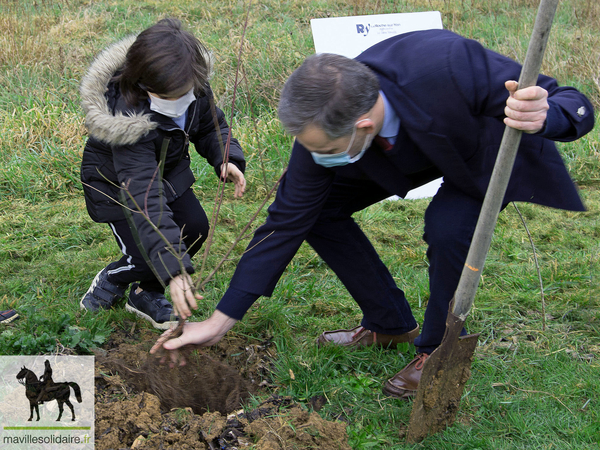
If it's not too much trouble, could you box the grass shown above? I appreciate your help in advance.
[0,0,599,448]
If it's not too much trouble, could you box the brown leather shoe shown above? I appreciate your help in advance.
[382,353,429,399]
[317,325,419,348]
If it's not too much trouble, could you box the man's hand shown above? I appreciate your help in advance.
[150,310,238,367]
[220,163,246,198]
[504,80,549,134]
[169,273,202,320]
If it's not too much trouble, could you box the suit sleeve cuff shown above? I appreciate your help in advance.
[536,101,574,140]
[216,287,259,320]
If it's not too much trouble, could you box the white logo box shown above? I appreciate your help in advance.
[0,356,94,449]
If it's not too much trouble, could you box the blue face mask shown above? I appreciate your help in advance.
[311,120,373,168]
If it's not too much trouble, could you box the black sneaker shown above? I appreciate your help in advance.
[0,309,19,324]
[125,283,178,330]
[80,267,128,311]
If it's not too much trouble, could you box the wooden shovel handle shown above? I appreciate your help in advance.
[452,0,560,319]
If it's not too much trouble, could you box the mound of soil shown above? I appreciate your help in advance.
[94,323,350,449]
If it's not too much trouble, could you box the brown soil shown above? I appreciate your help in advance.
[94,322,350,449]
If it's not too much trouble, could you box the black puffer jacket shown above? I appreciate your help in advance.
[80,35,245,283]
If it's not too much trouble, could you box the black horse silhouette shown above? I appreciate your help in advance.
[16,365,82,421]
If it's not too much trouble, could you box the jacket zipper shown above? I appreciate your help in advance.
[158,100,198,200]
[163,99,196,165]
[163,178,178,199]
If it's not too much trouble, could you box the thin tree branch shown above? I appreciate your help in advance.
[198,168,286,290]
[512,202,546,331]
[198,0,253,281]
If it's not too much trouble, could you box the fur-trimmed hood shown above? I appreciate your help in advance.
[80,35,157,146]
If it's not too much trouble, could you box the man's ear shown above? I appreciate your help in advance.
[356,117,376,134]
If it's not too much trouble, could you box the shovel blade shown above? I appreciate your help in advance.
[406,312,479,443]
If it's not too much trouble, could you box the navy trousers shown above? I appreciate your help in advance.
[104,188,209,293]
[306,175,483,354]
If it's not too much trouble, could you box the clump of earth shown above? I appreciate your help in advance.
[94,323,350,449]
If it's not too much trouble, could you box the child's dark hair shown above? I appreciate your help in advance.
[116,18,210,106]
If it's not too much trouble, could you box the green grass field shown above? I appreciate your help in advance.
[1,0,599,448]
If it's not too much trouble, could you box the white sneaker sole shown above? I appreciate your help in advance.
[125,302,177,330]
[80,268,105,310]
[0,311,19,324]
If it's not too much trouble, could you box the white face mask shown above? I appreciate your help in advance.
[311,119,373,168]
[149,88,196,118]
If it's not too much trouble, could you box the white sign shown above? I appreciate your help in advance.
[310,12,444,199]
[310,11,443,58]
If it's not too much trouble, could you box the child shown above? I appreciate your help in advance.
[79,18,246,329]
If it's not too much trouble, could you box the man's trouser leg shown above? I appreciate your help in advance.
[306,176,418,335]
[414,182,487,354]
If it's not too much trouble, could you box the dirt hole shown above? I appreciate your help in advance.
[93,324,351,449]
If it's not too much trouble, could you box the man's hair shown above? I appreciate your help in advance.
[116,18,210,106]
[278,53,380,139]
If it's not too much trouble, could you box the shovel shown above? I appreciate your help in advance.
[406,0,560,442]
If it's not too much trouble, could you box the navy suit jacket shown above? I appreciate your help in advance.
[225,29,595,301]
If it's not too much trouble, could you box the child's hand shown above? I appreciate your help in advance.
[169,273,202,319]
[220,163,246,198]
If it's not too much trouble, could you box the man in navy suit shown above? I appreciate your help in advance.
[153,29,594,399]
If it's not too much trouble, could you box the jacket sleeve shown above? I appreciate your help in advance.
[189,92,246,177]
[228,140,335,298]
[448,35,595,141]
[112,134,194,284]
